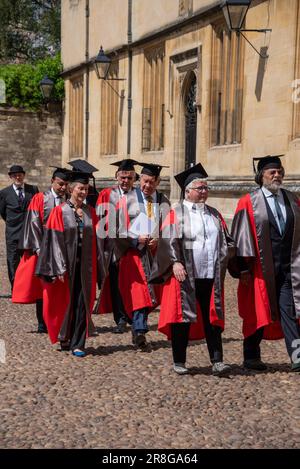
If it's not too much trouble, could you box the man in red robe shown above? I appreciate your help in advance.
[12,167,70,333]
[114,162,170,350]
[96,159,139,333]
[230,155,300,372]
[150,163,233,375]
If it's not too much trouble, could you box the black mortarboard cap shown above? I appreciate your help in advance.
[139,163,169,177]
[68,159,98,175]
[8,165,25,174]
[110,159,139,171]
[50,166,70,181]
[174,163,208,191]
[252,154,284,174]
[69,171,90,184]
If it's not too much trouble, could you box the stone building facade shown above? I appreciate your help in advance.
[0,109,62,190]
[61,0,300,218]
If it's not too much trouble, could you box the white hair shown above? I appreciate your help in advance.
[185,178,207,191]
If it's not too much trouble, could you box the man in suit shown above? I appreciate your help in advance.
[230,155,300,372]
[0,165,39,289]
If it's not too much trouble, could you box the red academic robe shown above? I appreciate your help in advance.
[12,191,54,304]
[35,202,98,344]
[150,203,233,340]
[231,190,300,340]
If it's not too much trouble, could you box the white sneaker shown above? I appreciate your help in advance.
[173,363,189,375]
[212,362,231,376]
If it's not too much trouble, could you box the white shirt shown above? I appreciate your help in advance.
[51,188,65,206]
[13,184,24,198]
[261,186,286,232]
[183,200,219,279]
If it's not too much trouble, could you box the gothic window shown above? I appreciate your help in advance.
[69,75,84,158]
[210,26,244,146]
[142,45,165,152]
[100,62,119,155]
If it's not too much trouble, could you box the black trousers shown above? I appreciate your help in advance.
[36,299,47,330]
[109,261,129,326]
[69,263,87,351]
[243,272,300,361]
[171,279,223,364]
[6,239,22,288]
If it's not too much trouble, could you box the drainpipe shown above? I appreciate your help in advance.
[127,0,132,156]
[85,0,90,159]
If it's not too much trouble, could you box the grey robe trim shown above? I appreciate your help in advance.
[250,190,279,321]
[150,202,229,322]
[284,191,300,318]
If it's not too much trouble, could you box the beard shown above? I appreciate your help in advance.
[263,180,282,194]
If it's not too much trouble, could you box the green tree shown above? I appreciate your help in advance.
[0,0,61,63]
[0,53,64,110]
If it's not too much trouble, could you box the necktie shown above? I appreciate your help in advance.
[146,195,154,218]
[17,187,24,206]
[56,196,62,206]
[273,194,285,235]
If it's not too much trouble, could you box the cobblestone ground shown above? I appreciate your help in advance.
[0,220,299,449]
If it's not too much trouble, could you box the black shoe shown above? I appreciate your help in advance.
[113,323,127,334]
[243,359,267,371]
[291,362,300,372]
[134,333,146,347]
[60,341,70,351]
[37,325,48,334]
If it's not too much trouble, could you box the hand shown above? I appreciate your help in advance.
[173,262,187,282]
[240,271,252,286]
[148,238,158,249]
[138,235,150,245]
[58,275,65,283]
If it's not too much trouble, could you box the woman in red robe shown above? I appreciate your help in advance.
[36,171,98,357]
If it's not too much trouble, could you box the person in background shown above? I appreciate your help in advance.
[0,165,38,290]
[113,162,170,350]
[12,167,70,333]
[96,159,139,333]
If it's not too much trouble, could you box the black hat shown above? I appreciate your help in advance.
[253,154,284,173]
[253,155,285,185]
[174,163,208,191]
[68,159,98,175]
[110,159,139,172]
[139,163,169,177]
[8,165,25,175]
[50,166,70,181]
[69,171,90,184]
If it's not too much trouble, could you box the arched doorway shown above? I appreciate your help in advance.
[184,72,197,169]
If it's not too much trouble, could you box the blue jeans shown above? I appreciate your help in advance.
[132,308,149,334]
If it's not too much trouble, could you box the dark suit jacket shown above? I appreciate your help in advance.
[264,190,294,277]
[0,183,39,241]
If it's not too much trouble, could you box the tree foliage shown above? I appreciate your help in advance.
[0,53,64,110]
[0,0,61,63]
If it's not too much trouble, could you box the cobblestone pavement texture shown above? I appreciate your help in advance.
[0,220,299,449]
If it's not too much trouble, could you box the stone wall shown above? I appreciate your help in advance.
[0,108,62,191]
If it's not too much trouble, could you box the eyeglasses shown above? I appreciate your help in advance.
[192,186,209,192]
